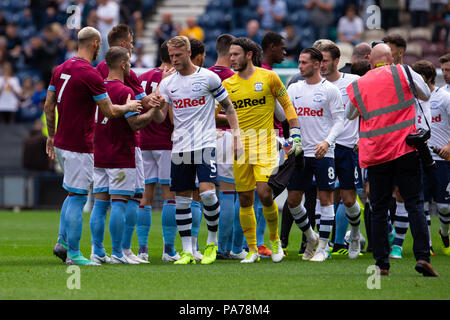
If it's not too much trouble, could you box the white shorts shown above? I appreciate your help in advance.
[142,149,171,185]
[135,147,145,194]
[216,130,235,183]
[55,147,93,194]
[93,167,137,196]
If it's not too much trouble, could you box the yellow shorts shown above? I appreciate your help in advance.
[233,155,278,192]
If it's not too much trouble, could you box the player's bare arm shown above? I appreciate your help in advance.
[97,94,142,118]
[219,97,242,159]
[43,90,57,160]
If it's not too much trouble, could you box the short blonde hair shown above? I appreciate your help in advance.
[78,26,101,46]
[167,35,191,51]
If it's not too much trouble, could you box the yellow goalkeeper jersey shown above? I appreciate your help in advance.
[223,67,296,158]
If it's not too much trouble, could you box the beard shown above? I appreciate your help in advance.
[233,60,247,72]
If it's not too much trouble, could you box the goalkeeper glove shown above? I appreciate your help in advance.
[288,127,302,156]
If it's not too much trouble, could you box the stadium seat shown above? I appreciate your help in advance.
[286,0,307,11]
[403,53,419,66]
[422,54,441,67]
[288,10,310,28]
[405,42,423,57]
[336,42,354,58]
[205,28,224,43]
[409,27,432,41]
[386,27,409,40]
[363,29,386,43]
[230,28,247,38]
[408,39,430,51]
[422,42,445,57]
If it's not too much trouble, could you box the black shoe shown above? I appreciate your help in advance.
[216,252,232,260]
[53,243,67,263]
[331,243,348,255]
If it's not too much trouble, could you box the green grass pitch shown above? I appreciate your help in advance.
[0,209,448,300]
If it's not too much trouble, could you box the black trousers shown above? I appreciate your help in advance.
[367,152,430,270]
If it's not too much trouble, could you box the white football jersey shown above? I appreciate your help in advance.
[330,72,360,148]
[159,67,228,152]
[443,84,450,93]
[287,78,345,158]
[414,99,431,131]
[428,87,450,161]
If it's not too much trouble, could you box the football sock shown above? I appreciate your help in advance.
[424,202,432,246]
[240,205,257,252]
[334,202,348,245]
[315,199,321,232]
[58,195,70,244]
[176,196,193,254]
[289,203,314,239]
[109,199,127,258]
[437,203,450,237]
[254,193,266,247]
[318,204,334,249]
[232,193,244,254]
[345,200,361,237]
[89,198,110,256]
[191,200,202,250]
[161,199,177,255]
[66,195,88,257]
[218,191,235,254]
[393,201,408,248]
[137,205,151,250]
[280,200,293,248]
[262,201,279,242]
[122,197,139,250]
[201,190,220,245]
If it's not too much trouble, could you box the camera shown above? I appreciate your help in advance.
[405,128,436,171]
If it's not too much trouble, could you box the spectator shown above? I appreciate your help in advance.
[30,0,48,31]
[23,118,52,171]
[96,0,120,61]
[282,24,302,61]
[339,42,371,73]
[154,12,178,65]
[131,41,152,68]
[380,0,400,30]
[17,78,45,123]
[0,62,21,123]
[431,0,450,44]
[245,19,263,45]
[337,4,364,45]
[64,39,78,61]
[231,0,249,30]
[305,0,335,41]
[44,4,60,26]
[409,0,431,28]
[180,16,204,41]
[0,11,8,37]
[5,23,22,65]
[257,0,287,32]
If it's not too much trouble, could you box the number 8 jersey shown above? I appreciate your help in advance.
[48,57,108,153]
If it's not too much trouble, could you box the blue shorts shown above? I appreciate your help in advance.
[170,147,218,192]
[422,160,450,204]
[334,144,360,190]
[287,156,336,191]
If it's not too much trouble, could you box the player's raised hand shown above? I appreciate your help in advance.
[126,94,142,112]
[314,141,329,159]
[46,136,55,160]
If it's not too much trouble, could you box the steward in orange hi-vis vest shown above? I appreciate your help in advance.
[346,64,416,168]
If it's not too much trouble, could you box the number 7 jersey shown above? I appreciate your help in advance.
[48,57,108,153]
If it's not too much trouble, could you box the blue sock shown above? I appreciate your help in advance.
[109,199,127,258]
[335,202,349,245]
[232,192,244,254]
[191,200,202,250]
[122,199,139,250]
[162,200,177,255]
[218,191,235,254]
[254,193,266,247]
[137,205,151,250]
[65,195,88,257]
[58,195,70,244]
[89,199,110,256]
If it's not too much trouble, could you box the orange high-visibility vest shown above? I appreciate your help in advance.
[346,64,416,168]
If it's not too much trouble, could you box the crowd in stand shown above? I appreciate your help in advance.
[0,0,449,124]
[0,0,154,124]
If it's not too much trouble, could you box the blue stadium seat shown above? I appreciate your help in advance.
[199,11,227,30]
[286,0,307,11]
[248,0,260,10]
[205,28,224,42]
[230,28,247,38]
[288,10,310,28]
